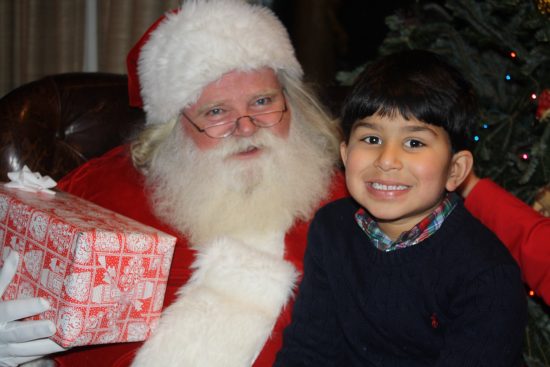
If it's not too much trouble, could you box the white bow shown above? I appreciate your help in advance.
[5,165,57,195]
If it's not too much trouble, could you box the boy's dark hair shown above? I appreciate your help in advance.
[341,49,478,151]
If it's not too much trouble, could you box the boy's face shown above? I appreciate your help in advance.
[340,112,469,240]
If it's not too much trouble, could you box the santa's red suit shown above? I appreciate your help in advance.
[52,145,550,366]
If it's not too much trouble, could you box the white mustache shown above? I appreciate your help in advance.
[209,130,277,159]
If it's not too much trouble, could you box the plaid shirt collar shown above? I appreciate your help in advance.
[355,193,459,252]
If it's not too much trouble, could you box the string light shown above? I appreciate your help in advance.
[537,0,550,15]
[473,135,480,142]
[482,123,488,129]
[529,290,535,297]
[505,74,511,81]
[531,93,538,100]
[521,153,529,160]
[510,51,517,58]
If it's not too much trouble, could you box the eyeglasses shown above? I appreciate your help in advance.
[181,96,288,139]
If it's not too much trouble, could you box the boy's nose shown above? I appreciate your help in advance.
[374,144,402,171]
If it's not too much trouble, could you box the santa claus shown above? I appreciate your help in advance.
[56,0,345,365]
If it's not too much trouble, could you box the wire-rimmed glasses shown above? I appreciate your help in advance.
[181,95,288,139]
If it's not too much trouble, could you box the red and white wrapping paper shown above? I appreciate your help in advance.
[0,185,176,348]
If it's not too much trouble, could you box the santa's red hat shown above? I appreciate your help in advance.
[126,0,302,126]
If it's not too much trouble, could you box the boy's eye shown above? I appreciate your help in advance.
[362,135,381,145]
[404,139,425,148]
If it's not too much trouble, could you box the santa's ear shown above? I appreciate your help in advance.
[446,150,474,192]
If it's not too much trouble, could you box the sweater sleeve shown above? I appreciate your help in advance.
[464,179,550,304]
[274,217,343,367]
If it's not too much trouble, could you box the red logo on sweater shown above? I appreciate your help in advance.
[430,313,439,329]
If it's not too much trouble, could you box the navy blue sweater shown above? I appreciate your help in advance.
[274,198,526,367]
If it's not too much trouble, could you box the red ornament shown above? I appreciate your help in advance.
[536,89,550,120]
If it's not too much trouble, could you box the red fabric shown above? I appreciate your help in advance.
[536,89,550,120]
[464,178,550,304]
[126,10,179,108]
[53,145,348,367]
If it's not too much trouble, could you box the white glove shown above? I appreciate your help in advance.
[0,251,66,367]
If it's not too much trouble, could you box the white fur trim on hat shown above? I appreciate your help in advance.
[138,0,303,125]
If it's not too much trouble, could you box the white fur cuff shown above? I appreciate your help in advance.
[131,237,298,367]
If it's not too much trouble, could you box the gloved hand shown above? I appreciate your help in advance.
[0,250,66,367]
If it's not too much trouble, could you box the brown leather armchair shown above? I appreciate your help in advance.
[0,73,145,182]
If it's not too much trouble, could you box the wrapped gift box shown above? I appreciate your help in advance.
[0,185,176,348]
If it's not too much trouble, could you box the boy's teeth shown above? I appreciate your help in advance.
[371,182,408,191]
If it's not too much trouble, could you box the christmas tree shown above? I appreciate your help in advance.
[338,0,550,364]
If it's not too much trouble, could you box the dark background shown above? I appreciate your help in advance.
[270,0,415,86]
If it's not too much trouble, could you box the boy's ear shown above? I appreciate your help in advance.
[446,150,474,192]
[340,142,348,167]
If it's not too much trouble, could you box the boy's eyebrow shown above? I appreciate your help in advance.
[353,120,440,136]
[352,121,379,130]
[403,124,439,136]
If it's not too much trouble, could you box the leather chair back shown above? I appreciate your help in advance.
[0,73,145,181]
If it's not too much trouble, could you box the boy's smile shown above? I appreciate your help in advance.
[366,180,411,197]
[340,112,462,240]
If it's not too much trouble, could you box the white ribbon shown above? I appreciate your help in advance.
[4,166,57,195]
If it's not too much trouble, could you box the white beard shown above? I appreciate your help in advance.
[132,116,335,367]
[146,113,335,250]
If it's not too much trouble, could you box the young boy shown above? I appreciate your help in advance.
[274,50,527,367]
